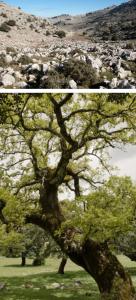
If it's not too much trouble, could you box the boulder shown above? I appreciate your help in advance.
[42,64,48,73]
[110,77,118,88]
[4,54,12,64]
[2,74,15,86]
[30,64,41,72]
[15,81,27,88]
[51,283,61,289]
[87,55,102,72]
[0,283,6,290]
[118,67,132,79]
[69,79,77,89]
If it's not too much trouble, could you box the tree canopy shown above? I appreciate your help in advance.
[0,93,136,231]
[1,93,136,299]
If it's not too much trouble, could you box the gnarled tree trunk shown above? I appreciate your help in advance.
[28,184,136,300]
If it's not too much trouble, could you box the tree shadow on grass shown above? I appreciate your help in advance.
[3,264,33,268]
[0,270,100,300]
[0,288,99,300]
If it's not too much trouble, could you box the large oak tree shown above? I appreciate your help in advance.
[0,93,136,299]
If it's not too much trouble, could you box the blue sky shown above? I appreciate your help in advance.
[4,0,128,17]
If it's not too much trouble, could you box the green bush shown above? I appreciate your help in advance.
[46,30,50,36]
[0,54,6,67]
[27,17,32,22]
[30,24,35,30]
[60,59,97,87]
[40,22,46,29]
[0,12,7,18]
[41,70,67,88]
[41,59,97,88]
[0,22,11,32]
[6,20,16,26]
[6,47,17,54]
[55,30,66,38]
[111,34,118,41]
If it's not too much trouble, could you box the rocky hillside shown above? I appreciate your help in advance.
[0,1,135,89]
[0,1,57,49]
[50,0,136,41]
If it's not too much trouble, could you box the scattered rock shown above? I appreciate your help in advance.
[51,282,61,289]
[74,280,82,286]
[0,2,135,89]
[118,67,132,79]
[1,73,15,86]
[69,79,77,89]
[4,54,13,64]
[0,282,6,290]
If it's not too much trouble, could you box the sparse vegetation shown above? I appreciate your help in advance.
[0,12,7,18]
[40,22,46,29]
[46,30,50,36]
[6,47,17,54]
[0,22,11,32]
[41,70,67,88]
[55,30,66,38]
[18,55,33,65]
[59,59,97,87]
[6,20,16,26]
[27,17,33,22]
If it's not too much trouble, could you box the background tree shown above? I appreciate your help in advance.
[0,93,136,299]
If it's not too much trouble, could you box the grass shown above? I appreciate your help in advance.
[0,255,136,300]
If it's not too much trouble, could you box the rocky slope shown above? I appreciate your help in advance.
[50,0,136,41]
[0,1,136,89]
[0,1,57,49]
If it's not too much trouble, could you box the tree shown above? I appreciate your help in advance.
[0,189,49,266]
[0,93,136,299]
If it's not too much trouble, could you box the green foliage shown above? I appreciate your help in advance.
[0,227,25,257]
[0,22,11,32]
[6,20,16,26]
[46,30,50,36]
[60,59,97,87]
[61,176,136,243]
[42,70,67,88]
[0,93,136,259]
[55,30,66,38]
[0,12,8,18]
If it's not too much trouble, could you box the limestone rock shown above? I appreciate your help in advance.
[2,74,15,86]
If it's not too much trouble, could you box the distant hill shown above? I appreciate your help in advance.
[50,0,136,41]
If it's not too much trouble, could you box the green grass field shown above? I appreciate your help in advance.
[0,255,136,300]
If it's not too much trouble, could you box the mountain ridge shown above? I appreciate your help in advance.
[50,0,136,41]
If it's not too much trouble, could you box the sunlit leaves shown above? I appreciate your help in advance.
[61,176,136,243]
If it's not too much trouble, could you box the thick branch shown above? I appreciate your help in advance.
[49,94,78,147]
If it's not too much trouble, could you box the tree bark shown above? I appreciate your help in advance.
[32,256,44,266]
[58,257,67,274]
[28,185,136,300]
[21,252,26,266]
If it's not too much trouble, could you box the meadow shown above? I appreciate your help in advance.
[0,255,136,300]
